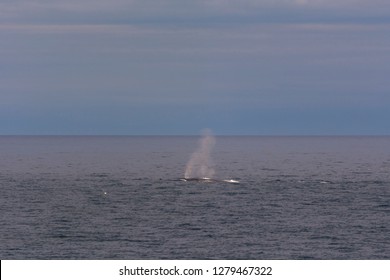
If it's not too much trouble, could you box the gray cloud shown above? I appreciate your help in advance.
[2,21,389,106]
[1,1,390,134]
[1,0,390,25]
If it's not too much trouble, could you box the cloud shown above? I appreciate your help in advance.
[1,0,390,25]
[1,1,390,135]
[2,20,389,107]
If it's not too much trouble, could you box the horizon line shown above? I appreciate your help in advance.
[1,134,389,137]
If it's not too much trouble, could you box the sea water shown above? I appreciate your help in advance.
[0,136,389,259]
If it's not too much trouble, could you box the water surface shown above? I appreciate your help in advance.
[0,136,389,259]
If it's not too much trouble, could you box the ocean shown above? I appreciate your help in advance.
[0,136,389,259]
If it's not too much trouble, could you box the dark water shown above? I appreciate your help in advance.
[0,136,389,259]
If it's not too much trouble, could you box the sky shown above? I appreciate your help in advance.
[1,0,390,135]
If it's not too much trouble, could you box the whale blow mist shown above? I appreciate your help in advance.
[184,129,216,179]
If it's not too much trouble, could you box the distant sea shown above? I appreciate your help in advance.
[0,136,389,259]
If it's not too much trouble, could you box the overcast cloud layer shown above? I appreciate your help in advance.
[1,1,390,134]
